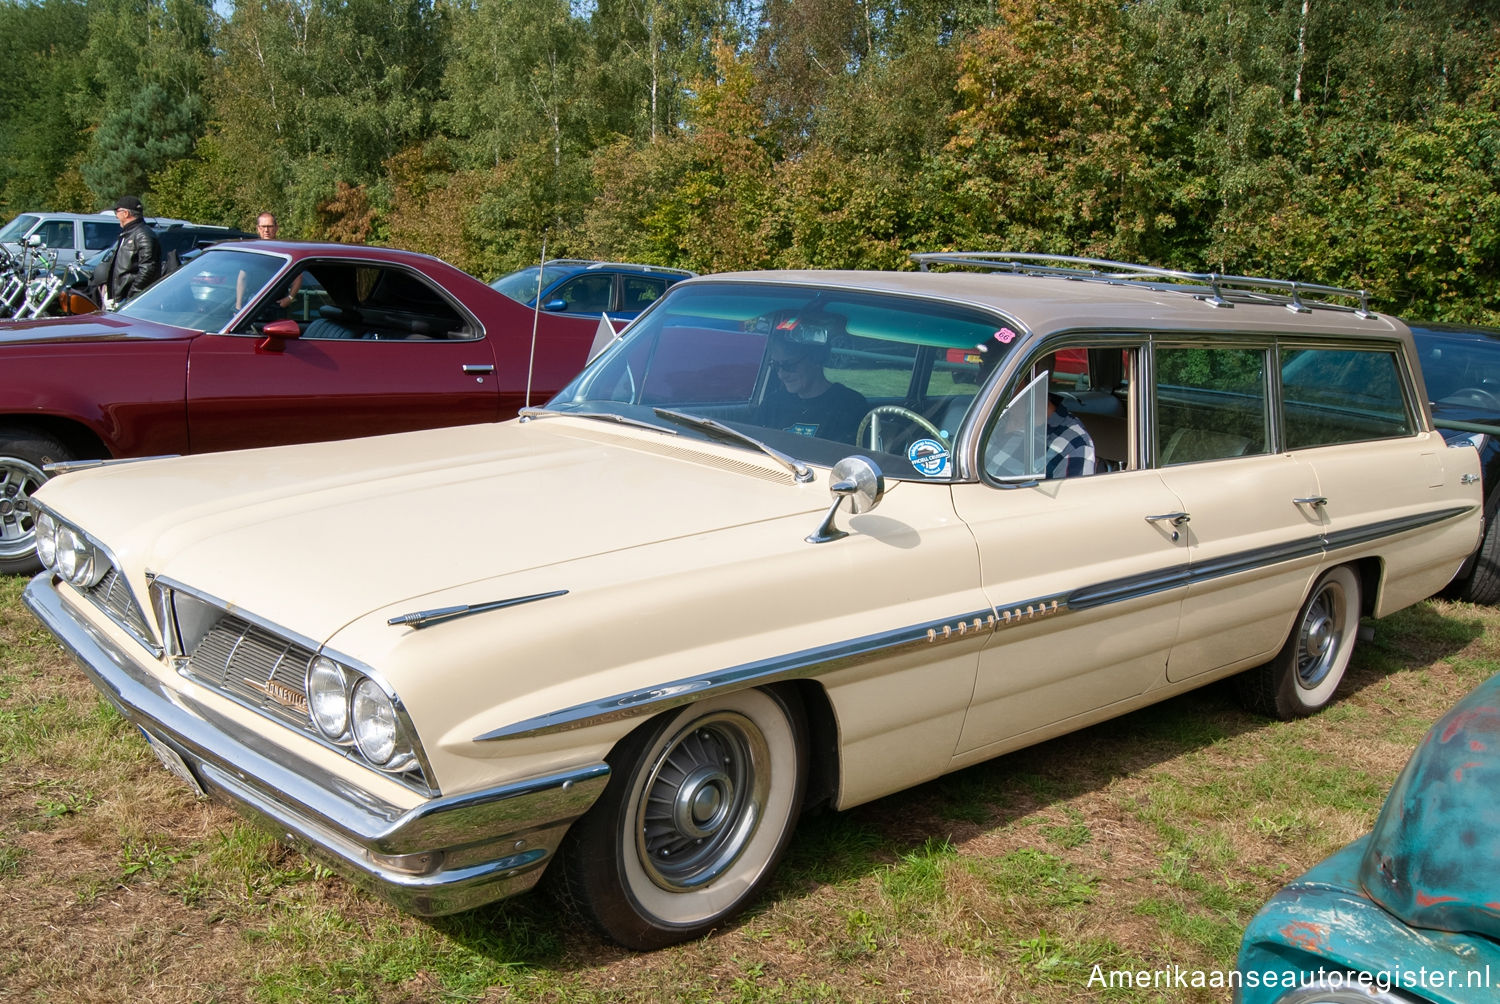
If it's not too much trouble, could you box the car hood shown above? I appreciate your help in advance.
[0,311,189,343]
[1359,670,1500,939]
[38,417,829,644]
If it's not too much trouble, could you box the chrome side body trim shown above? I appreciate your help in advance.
[480,504,1475,743]
[24,573,610,916]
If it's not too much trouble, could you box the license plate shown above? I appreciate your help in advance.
[141,729,206,798]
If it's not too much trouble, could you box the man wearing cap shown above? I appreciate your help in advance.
[105,195,161,306]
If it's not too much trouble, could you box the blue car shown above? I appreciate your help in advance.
[489,259,694,322]
[1235,670,1500,1004]
[1409,323,1500,604]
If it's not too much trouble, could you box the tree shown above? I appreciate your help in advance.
[0,0,94,211]
[80,0,215,202]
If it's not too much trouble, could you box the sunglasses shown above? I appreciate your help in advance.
[771,355,807,372]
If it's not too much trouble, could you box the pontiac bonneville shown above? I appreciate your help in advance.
[25,255,1482,948]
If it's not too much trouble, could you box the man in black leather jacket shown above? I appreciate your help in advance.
[106,195,161,305]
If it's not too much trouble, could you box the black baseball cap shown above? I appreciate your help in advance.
[113,195,144,213]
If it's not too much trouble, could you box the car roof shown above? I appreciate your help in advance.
[9,211,116,221]
[540,259,696,278]
[690,263,1412,345]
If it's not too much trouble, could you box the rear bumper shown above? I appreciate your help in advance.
[24,572,610,916]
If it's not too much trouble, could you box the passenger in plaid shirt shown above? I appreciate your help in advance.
[985,394,1097,480]
[1043,397,1096,478]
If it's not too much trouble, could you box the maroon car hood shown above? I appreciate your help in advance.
[0,312,191,344]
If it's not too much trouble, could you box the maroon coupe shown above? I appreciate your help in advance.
[0,241,606,572]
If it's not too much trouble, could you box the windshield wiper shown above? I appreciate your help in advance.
[652,408,815,483]
[519,406,677,435]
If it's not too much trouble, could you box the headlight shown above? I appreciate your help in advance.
[55,525,104,587]
[35,511,58,569]
[351,677,407,766]
[306,657,352,739]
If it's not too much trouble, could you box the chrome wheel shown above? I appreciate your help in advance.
[561,687,807,949]
[1235,565,1362,720]
[0,455,47,569]
[1292,567,1357,700]
[634,711,769,891]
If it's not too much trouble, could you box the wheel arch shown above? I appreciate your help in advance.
[0,414,109,463]
[783,679,839,813]
[1349,554,1383,619]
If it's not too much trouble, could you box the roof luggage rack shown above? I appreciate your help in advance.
[911,251,1375,319]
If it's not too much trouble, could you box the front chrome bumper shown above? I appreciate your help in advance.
[24,572,610,916]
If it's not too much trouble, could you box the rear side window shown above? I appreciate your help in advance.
[1280,347,1413,447]
[83,220,121,250]
[622,276,668,312]
[1155,346,1269,464]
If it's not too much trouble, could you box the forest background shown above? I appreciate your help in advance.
[1,0,1496,323]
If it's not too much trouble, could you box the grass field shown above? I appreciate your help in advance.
[2,573,1494,1003]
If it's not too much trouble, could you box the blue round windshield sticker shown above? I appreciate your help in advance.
[908,438,951,477]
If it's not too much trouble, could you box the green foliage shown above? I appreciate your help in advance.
[0,0,94,212]
[0,0,1494,320]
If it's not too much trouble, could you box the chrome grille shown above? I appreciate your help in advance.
[184,614,313,728]
[85,567,152,643]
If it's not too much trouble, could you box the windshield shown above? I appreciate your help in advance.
[0,214,39,244]
[491,265,577,305]
[549,280,1017,479]
[115,247,284,330]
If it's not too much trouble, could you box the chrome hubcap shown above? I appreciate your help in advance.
[1297,585,1343,688]
[636,713,768,891]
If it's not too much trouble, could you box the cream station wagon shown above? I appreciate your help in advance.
[24,254,1482,949]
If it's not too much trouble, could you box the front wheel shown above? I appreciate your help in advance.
[1235,566,1361,720]
[0,429,74,575]
[558,687,808,949]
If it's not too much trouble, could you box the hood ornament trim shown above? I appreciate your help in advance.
[388,589,569,630]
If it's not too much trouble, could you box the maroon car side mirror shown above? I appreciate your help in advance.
[257,318,303,352]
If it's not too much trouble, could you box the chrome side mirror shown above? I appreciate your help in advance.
[807,456,885,543]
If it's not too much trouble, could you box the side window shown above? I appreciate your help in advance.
[551,274,613,314]
[621,276,668,313]
[980,345,1135,481]
[1154,346,1269,465]
[1280,347,1413,447]
[83,221,121,250]
[35,220,74,250]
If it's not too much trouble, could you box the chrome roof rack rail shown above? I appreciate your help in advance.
[911,251,1375,319]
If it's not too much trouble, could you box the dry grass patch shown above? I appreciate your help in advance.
[2,578,1496,1003]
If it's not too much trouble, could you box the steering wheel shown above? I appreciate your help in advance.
[1444,386,1500,408]
[856,405,947,453]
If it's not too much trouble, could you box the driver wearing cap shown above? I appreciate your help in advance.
[756,314,869,443]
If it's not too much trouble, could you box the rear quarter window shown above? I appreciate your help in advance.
[1280,347,1414,448]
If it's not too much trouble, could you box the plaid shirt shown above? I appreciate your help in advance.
[1044,402,1096,478]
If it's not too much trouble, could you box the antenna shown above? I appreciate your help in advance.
[525,238,545,408]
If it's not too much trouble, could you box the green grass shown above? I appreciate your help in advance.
[2,578,1497,1002]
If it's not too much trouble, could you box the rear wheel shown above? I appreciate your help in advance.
[558,687,807,949]
[1235,566,1361,719]
[0,429,73,575]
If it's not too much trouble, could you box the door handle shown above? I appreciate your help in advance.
[1145,512,1190,542]
[1293,496,1329,508]
[462,363,495,374]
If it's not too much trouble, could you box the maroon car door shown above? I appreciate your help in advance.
[185,333,503,454]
